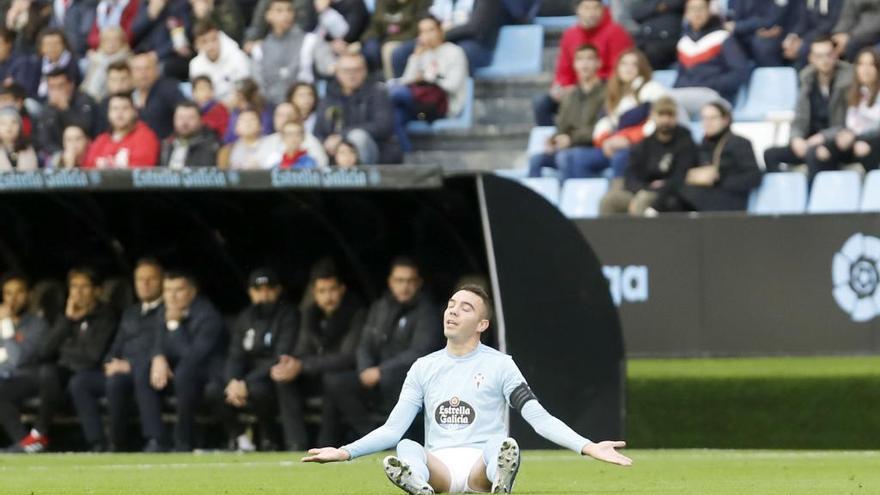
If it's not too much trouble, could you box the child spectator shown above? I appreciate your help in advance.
[223,77,273,143]
[287,81,318,134]
[218,107,264,168]
[273,119,316,168]
[332,138,358,168]
[191,75,230,138]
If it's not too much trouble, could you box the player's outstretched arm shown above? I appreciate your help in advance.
[301,447,351,463]
[582,441,632,466]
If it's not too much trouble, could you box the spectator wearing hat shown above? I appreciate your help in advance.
[208,268,306,451]
[599,96,698,215]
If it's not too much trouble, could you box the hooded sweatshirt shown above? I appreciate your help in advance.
[554,5,633,85]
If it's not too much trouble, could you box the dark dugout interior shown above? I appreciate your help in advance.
[0,170,624,447]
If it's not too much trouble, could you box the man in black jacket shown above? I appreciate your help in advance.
[130,51,186,139]
[21,267,117,452]
[356,257,442,416]
[160,102,220,168]
[210,268,305,451]
[313,53,398,164]
[0,272,49,451]
[34,68,98,156]
[149,271,226,451]
[277,259,368,446]
[98,259,166,452]
[600,97,698,215]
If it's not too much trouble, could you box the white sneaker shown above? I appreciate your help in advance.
[491,438,521,493]
[236,434,256,452]
[383,455,434,495]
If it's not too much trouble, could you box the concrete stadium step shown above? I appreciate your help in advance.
[410,123,531,152]
[474,97,534,126]
[475,74,552,99]
[404,149,527,170]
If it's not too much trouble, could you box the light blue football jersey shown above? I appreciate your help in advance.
[399,343,527,451]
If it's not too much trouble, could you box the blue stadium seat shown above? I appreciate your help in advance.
[559,178,609,218]
[494,168,529,179]
[733,67,798,122]
[534,16,576,29]
[474,25,544,80]
[749,172,808,215]
[807,170,862,214]
[860,170,880,212]
[407,78,474,133]
[652,69,677,89]
[363,0,375,13]
[527,126,555,156]
[518,177,560,205]
[178,81,192,99]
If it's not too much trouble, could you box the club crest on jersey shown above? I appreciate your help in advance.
[434,396,475,430]
[473,373,485,389]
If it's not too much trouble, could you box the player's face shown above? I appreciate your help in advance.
[313,277,345,314]
[163,277,196,311]
[2,279,28,316]
[388,266,421,304]
[68,274,98,309]
[134,264,163,302]
[249,285,281,305]
[443,290,488,340]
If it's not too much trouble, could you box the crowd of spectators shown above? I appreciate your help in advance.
[2,0,880,211]
[0,256,445,452]
[532,0,880,214]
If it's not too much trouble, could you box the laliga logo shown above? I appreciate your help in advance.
[832,233,880,322]
[603,265,649,306]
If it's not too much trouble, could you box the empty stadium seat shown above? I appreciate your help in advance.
[407,78,474,133]
[534,15,576,29]
[749,172,808,215]
[559,178,609,218]
[731,121,781,169]
[527,126,555,156]
[734,67,798,122]
[652,69,677,89]
[861,170,880,212]
[474,25,544,80]
[518,177,560,205]
[807,170,862,214]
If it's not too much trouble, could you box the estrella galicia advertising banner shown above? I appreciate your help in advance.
[577,214,880,357]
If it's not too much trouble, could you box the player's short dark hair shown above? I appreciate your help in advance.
[309,258,341,283]
[389,256,419,276]
[67,266,101,286]
[575,43,599,57]
[1,270,30,289]
[135,257,164,273]
[108,60,131,74]
[456,284,493,321]
[164,269,198,289]
[193,18,218,39]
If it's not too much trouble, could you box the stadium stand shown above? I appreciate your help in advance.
[559,178,609,218]
[748,172,809,215]
[807,170,863,214]
[860,170,880,212]
[473,25,545,80]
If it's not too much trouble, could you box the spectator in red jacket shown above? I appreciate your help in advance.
[88,0,140,51]
[533,0,633,126]
[83,92,160,168]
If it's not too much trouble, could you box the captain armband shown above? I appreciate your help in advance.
[509,382,537,412]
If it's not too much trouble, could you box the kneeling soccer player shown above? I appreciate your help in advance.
[303,284,632,494]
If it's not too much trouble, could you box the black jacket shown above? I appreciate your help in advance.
[314,80,394,143]
[445,0,502,49]
[226,301,299,383]
[294,293,366,375]
[159,128,220,168]
[35,91,99,154]
[792,0,843,40]
[631,0,684,42]
[106,301,164,368]
[356,291,442,379]
[627,125,697,193]
[139,78,187,139]
[152,296,226,371]
[699,129,762,195]
[42,303,117,372]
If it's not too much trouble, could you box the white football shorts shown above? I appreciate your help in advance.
[430,447,486,493]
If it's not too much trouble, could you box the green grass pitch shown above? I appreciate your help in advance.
[1,450,878,494]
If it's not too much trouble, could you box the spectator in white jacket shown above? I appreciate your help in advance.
[389,15,468,152]
[189,19,252,102]
[256,101,329,168]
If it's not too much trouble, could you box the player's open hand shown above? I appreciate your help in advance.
[582,441,633,466]
[301,447,351,463]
